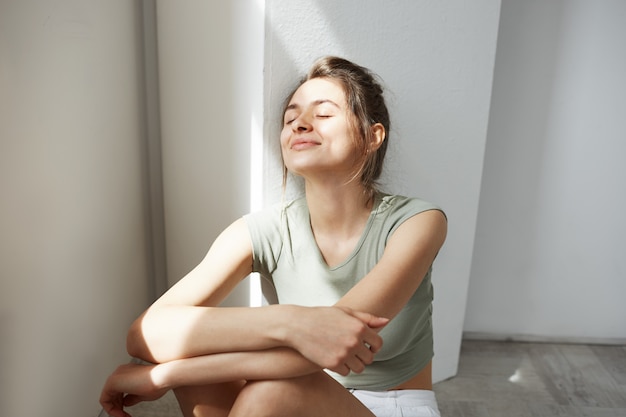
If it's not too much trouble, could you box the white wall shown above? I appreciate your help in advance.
[0,2,152,416]
[465,0,626,342]
[263,0,501,382]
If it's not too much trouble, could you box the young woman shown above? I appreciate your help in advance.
[100,56,447,417]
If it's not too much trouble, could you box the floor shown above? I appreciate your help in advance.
[108,340,626,417]
[434,340,626,417]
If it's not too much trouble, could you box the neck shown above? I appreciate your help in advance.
[304,179,374,238]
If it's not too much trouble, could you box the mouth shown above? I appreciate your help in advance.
[290,139,321,150]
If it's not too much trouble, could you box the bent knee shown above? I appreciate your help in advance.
[235,379,290,410]
[231,373,333,417]
[174,381,245,417]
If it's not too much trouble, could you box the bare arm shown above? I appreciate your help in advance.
[101,209,446,416]
[103,308,386,416]
[336,209,447,320]
[127,209,445,376]
[127,218,386,371]
[100,347,320,417]
[127,218,309,363]
[286,209,447,375]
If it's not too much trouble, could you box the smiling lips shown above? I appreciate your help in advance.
[290,138,321,150]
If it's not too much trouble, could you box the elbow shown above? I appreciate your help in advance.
[126,317,156,363]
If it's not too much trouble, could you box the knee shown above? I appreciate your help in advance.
[174,382,244,417]
[173,384,202,405]
[231,378,303,417]
[173,385,204,417]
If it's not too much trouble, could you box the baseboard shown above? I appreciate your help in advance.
[462,331,626,346]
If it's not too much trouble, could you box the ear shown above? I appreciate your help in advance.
[369,123,386,152]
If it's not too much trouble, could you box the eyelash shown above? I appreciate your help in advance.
[284,114,332,125]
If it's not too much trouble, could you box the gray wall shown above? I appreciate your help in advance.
[465,0,626,342]
[0,2,152,416]
[155,0,260,304]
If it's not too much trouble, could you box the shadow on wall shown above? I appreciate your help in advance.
[469,0,567,327]
[0,313,8,417]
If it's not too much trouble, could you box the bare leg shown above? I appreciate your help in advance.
[229,371,375,417]
[174,381,245,417]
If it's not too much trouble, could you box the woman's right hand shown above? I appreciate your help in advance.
[100,362,169,417]
[284,305,388,376]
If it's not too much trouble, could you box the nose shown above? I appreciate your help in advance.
[292,113,312,132]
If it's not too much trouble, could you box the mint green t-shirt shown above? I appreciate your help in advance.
[244,193,443,390]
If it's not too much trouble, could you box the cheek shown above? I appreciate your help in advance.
[279,129,293,164]
[279,128,289,149]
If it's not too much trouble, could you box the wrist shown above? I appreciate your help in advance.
[271,304,298,348]
[151,362,174,390]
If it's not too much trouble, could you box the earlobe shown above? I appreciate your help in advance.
[370,123,386,151]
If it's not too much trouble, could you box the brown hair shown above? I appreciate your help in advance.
[282,56,390,200]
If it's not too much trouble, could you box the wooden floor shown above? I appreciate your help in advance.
[434,340,626,417]
[107,340,626,417]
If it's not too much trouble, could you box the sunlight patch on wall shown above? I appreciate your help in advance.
[250,111,263,307]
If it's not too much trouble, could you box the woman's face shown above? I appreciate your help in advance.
[280,77,358,180]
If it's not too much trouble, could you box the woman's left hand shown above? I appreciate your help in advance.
[99,362,169,417]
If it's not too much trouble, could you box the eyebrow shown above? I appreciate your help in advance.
[285,99,341,112]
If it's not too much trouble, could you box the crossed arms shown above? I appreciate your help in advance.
[100,210,446,417]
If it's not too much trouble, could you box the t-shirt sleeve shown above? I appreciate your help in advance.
[243,204,284,277]
[384,196,446,244]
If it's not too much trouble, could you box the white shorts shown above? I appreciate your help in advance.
[351,389,440,417]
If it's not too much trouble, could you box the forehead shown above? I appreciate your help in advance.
[288,78,347,107]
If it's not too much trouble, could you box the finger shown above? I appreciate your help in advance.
[123,394,143,407]
[102,402,132,417]
[331,362,352,376]
[355,343,375,365]
[369,316,390,329]
[112,410,132,417]
[351,310,389,329]
[345,355,366,374]
[363,331,384,353]
[100,395,127,417]
[347,356,365,374]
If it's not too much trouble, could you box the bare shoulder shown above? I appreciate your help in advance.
[388,209,447,255]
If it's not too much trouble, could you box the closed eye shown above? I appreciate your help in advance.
[284,113,298,125]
